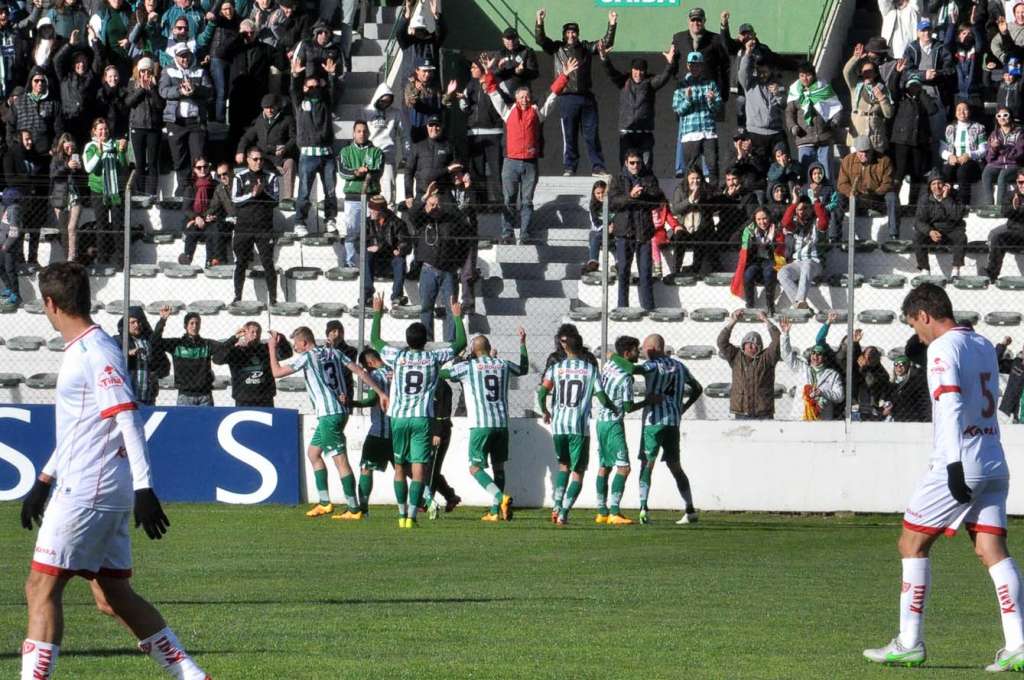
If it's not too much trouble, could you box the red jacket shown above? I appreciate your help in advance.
[485,72,568,160]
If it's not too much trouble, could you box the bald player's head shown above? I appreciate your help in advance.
[643,334,665,358]
[472,335,491,356]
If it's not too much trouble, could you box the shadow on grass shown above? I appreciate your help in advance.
[0,649,220,660]
[152,595,526,606]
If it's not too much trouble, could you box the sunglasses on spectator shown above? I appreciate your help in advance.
[249,156,263,162]
[1017,180,1024,185]
[998,113,1011,118]
[217,172,230,178]
[174,25,187,30]
[194,163,208,169]
[626,160,640,165]
[32,77,45,83]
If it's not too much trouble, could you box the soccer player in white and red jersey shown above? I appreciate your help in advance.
[864,283,1024,672]
[18,262,209,680]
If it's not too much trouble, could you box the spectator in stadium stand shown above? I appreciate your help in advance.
[272,0,310,68]
[914,173,967,275]
[178,156,226,266]
[54,36,97,144]
[890,74,938,207]
[716,166,759,241]
[946,14,986,118]
[396,0,445,72]
[293,19,342,83]
[879,0,920,61]
[997,337,1024,422]
[717,308,781,420]
[224,19,273,147]
[597,41,674,171]
[153,307,232,406]
[939,99,986,205]
[544,323,599,370]
[158,17,200,68]
[339,119,383,270]
[0,209,20,304]
[584,179,607,273]
[786,61,842,180]
[82,119,129,268]
[114,306,169,406]
[608,149,663,312]
[672,51,722,186]
[985,168,1024,280]
[128,0,167,61]
[991,6,1024,79]
[365,194,413,307]
[403,112,453,206]
[159,0,205,39]
[482,54,575,246]
[846,343,891,420]
[290,56,338,234]
[366,83,400,205]
[159,42,210,198]
[13,66,62,155]
[671,7,729,114]
[730,206,784,315]
[983,105,1024,208]
[402,57,454,157]
[248,0,278,48]
[766,142,804,192]
[800,161,842,240]
[881,354,931,421]
[737,39,785,165]
[535,7,615,176]
[4,129,47,268]
[442,162,480,313]
[844,44,895,154]
[213,321,293,407]
[494,27,539,93]
[838,135,900,239]
[48,133,86,263]
[669,168,719,277]
[900,17,953,150]
[722,18,793,130]
[95,65,130,141]
[410,181,464,342]
[236,94,296,205]
[727,133,768,196]
[997,57,1024,122]
[124,56,163,202]
[0,4,28,96]
[231,146,280,305]
[199,0,238,124]
[779,317,844,421]
[91,0,135,78]
[779,192,828,311]
[458,57,504,204]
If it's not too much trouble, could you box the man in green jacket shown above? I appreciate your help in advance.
[339,120,383,270]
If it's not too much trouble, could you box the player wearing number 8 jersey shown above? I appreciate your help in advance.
[269,327,388,521]
[370,293,466,527]
[864,284,1024,672]
[442,329,528,522]
[538,334,618,525]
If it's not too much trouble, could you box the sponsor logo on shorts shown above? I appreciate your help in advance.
[33,546,56,557]
[963,424,998,437]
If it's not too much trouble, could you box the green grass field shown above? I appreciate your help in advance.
[0,504,1020,679]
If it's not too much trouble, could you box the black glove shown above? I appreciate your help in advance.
[946,462,973,504]
[20,479,51,530]
[134,488,170,540]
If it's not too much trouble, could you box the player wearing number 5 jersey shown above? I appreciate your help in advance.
[442,329,528,522]
[864,284,1024,672]
[538,334,618,525]
[269,327,388,521]
[370,293,466,528]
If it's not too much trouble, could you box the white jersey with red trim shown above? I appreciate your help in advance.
[927,327,1008,480]
[49,325,139,511]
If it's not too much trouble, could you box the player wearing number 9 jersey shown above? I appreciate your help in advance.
[864,284,1023,672]
[442,330,528,522]
[370,293,466,527]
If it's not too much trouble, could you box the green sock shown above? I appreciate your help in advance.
[595,472,609,515]
[493,468,506,492]
[314,469,329,504]
[639,467,652,511]
[340,473,358,512]
[610,472,627,515]
[561,480,582,518]
[394,479,408,518]
[553,470,570,510]
[358,473,372,513]
[473,470,502,514]
[408,481,424,520]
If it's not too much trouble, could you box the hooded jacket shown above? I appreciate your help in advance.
[890,84,938,146]
[236,108,297,159]
[152,315,232,395]
[366,83,400,154]
[535,19,614,95]
[54,42,97,122]
[212,334,293,405]
[717,321,781,418]
[114,306,170,404]
[12,68,62,151]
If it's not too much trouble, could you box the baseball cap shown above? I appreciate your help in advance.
[811,344,827,354]
[688,7,706,20]
[733,131,751,142]
[260,94,279,108]
[738,23,754,34]
[325,320,343,335]
[415,56,436,70]
[171,42,193,56]
[893,355,910,365]
[917,18,931,31]
[426,114,442,125]
[687,51,704,64]
[1010,57,1022,77]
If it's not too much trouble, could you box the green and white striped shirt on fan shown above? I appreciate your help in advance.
[639,356,690,427]
[286,347,352,417]
[542,359,604,436]
[379,345,455,419]
[447,356,525,429]
[596,358,634,423]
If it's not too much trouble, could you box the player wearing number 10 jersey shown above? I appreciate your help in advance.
[370,293,466,527]
[443,329,528,522]
[269,327,387,521]
[864,284,1024,672]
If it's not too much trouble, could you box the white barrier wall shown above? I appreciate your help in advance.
[300,417,1024,513]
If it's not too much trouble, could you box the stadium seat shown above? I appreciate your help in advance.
[662,273,698,287]
[187,300,227,315]
[477,239,494,251]
[887,346,907,361]
[278,376,306,392]
[130,264,160,278]
[285,266,321,280]
[649,308,685,322]
[204,264,235,280]
[0,373,24,387]
[996,276,1024,290]
[301,235,335,247]
[868,274,906,289]
[880,239,914,254]
[277,233,298,246]
[325,266,360,281]
[704,383,731,398]
[953,276,989,290]
[703,272,734,287]
[690,307,729,322]
[212,376,230,390]
[837,239,878,253]
[21,299,44,314]
[246,266,282,280]
[309,302,347,317]
[581,271,616,286]
[828,273,864,288]
[858,310,896,324]
[737,309,766,322]
[568,306,602,322]
[270,302,307,317]
[104,299,145,315]
[966,240,989,254]
[228,300,266,316]
[954,310,981,326]
[161,263,201,279]
[348,304,374,319]
[390,305,420,320]
[145,233,177,245]
[145,301,186,314]
[7,336,44,351]
[677,345,715,360]
[26,373,58,389]
[609,307,646,322]
[46,337,64,352]
[911,274,947,288]
[777,308,813,323]
[87,264,117,277]
[985,311,1023,326]
[0,300,16,313]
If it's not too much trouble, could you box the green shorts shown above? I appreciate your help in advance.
[360,434,393,471]
[311,414,347,457]
[639,425,680,465]
[553,434,589,472]
[391,417,432,465]
[596,420,629,468]
[468,427,509,468]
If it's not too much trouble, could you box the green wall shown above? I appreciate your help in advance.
[443,0,830,54]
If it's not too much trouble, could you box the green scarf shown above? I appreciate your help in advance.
[787,80,838,125]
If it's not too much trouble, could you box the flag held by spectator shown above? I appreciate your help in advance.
[787,79,842,125]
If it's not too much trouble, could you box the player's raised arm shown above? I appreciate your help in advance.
[267,331,296,378]
[450,297,466,354]
[346,359,389,411]
[513,327,529,376]
[370,292,387,351]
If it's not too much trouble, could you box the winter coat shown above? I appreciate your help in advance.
[12,73,63,151]
[94,83,130,139]
[889,87,939,146]
[290,76,335,149]
[485,71,566,161]
[998,78,1024,122]
[738,53,784,136]
[124,79,164,130]
[395,8,446,66]
[410,198,468,273]
[495,41,539,91]
[459,78,502,131]
[784,90,838,147]
[49,153,87,209]
[367,208,413,256]
[886,365,931,422]
[837,151,895,197]
[158,60,211,123]
[236,110,297,160]
[843,55,895,152]
[114,306,170,404]
[54,43,97,122]
[3,142,48,198]
[986,126,1024,169]
[403,135,454,198]
[603,56,673,132]
[914,192,967,237]
[781,332,844,421]
[366,83,400,154]
[717,322,782,418]
[607,165,664,242]
[671,28,731,102]
[212,335,293,405]
[536,19,614,95]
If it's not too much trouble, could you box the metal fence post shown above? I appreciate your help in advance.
[600,191,610,364]
[121,169,137,362]
[356,191,369,357]
[845,190,856,423]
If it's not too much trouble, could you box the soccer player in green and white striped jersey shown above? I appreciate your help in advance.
[634,333,703,525]
[349,348,394,515]
[269,327,388,520]
[370,292,466,528]
[442,328,528,522]
[538,334,617,525]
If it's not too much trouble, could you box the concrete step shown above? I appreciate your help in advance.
[494,243,590,264]
[475,297,573,317]
[362,23,395,40]
[352,54,386,72]
[337,71,382,88]
[350,39,385,57]
[490,262,583,281]
[484,278,578,299]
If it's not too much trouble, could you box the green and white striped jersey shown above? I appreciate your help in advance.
[366,367,392,438]
[447,356,524,428]
[286,346,352,417]
[379,345,455,419]
[639,356,690,427]
[596,357,634,423]
[542,359,604,435]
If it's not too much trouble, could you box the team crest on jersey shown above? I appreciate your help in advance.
[97,365,125,389]
[929,357,947,375]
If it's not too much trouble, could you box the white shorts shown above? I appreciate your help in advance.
[903,471,1009,538]
[31,500,133,580]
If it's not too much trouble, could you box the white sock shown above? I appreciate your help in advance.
[898,557,930,648]
[21,639,58,680]
[138,627,206,680]
[990,557,1024,650]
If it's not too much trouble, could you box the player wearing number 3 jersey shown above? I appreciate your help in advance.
[864,284,1024,672]
[370,293,466,528]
